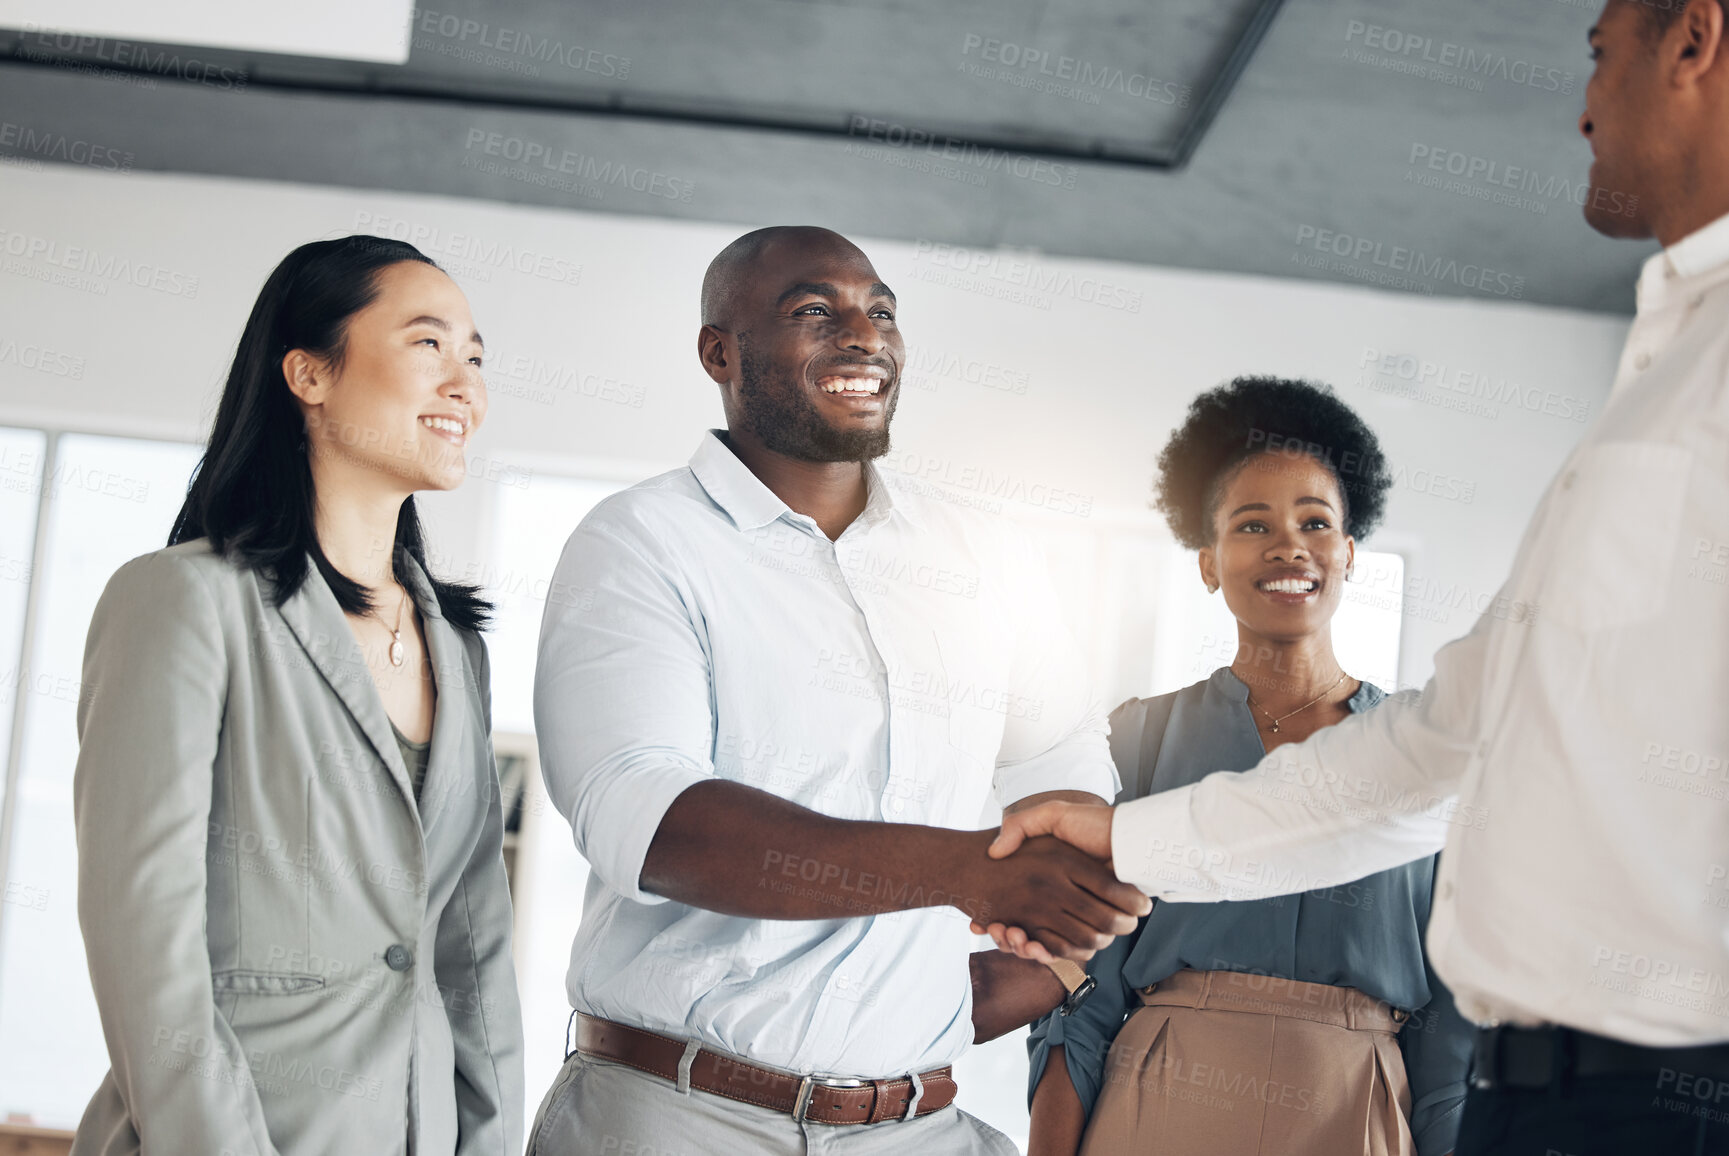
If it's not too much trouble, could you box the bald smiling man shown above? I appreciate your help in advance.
[527,226,1147,1153]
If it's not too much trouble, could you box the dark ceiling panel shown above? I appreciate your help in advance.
[0,0,1285,166]
[396,0,1281,162]
[0,0,1651,314]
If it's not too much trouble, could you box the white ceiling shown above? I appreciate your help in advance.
[0,0,414,63]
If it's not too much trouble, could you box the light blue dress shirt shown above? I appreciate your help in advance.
[533,431,1118,1078]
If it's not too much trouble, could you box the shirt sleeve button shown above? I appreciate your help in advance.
[385,944,413,971]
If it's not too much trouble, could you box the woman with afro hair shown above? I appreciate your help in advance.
[1024,377,1472,1156]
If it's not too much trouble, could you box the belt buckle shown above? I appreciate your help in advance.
[794,1075,868,1122]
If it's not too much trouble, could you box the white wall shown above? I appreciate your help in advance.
[0,163,1632,1137]
[0,164,1627,692]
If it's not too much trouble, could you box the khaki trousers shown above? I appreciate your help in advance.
[1081,968,1416,1156]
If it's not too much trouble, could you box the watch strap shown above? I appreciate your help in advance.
[1045,958,1097,1015]
[1046,958,1087,994]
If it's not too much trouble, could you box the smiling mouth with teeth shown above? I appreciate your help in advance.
[420,415,467,436]
[816,375,884,395]
[1258,577,1319,594]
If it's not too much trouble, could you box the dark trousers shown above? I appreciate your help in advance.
[1456,1072,1729,1155]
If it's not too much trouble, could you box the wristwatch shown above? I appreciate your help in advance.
[1046,958,1096,1016]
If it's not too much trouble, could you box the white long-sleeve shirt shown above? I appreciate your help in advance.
[1114,211,1729,1047]
[534,431,1117,1077]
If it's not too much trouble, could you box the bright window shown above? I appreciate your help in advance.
[0,432,201,1127]
[0,428,47,823]
[484,473,623,1132]
[485,475,625,736]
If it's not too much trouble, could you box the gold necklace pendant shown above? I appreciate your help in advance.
[369,585,409,668]
[1250,670,1347,735]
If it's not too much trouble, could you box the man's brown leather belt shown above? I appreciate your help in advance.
[573,1013,958,1125]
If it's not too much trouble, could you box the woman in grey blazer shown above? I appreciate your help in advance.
[71,236,524,1155]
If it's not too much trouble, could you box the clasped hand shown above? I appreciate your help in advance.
[971,802,1139,963]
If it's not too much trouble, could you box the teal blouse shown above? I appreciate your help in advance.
[1027,667,1473,1156]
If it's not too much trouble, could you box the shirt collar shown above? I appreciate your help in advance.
[1346,679,1385,712]
[687,430,924,535]
[1637,209,1729,311]
[1211,665,1251,703]
[1212,665,1384,712]
[861,461,924,532]
[688,430,789,532]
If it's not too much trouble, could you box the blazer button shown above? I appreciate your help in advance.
[385,944,413,971]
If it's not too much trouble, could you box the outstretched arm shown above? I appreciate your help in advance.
[643,780,1146,959]
[982,619,1495,958]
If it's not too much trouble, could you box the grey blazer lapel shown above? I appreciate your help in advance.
[276,560,419,813]
[402,556,473,834]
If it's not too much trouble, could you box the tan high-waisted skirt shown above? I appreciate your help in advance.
[1079,968,1415,1156]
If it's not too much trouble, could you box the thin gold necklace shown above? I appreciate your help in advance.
[1247,670,1348,733]
[366,585,409,668]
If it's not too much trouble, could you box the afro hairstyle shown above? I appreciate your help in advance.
[1154,376,1392,551]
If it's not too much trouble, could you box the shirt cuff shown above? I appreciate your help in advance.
[577,761,712,905]
[1110,788,1195,897]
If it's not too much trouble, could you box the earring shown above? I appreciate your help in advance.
[1346,565,1358,582]
[1205,582,1219,594]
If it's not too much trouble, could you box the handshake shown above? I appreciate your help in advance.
[965,800,1137,963]
[645,782,1136,966]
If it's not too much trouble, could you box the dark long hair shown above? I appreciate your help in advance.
[170,235,490,631]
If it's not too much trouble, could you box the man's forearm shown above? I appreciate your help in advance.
[640,780,996,922]
[970,950,1065,1043]
[642,780,1151,959]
